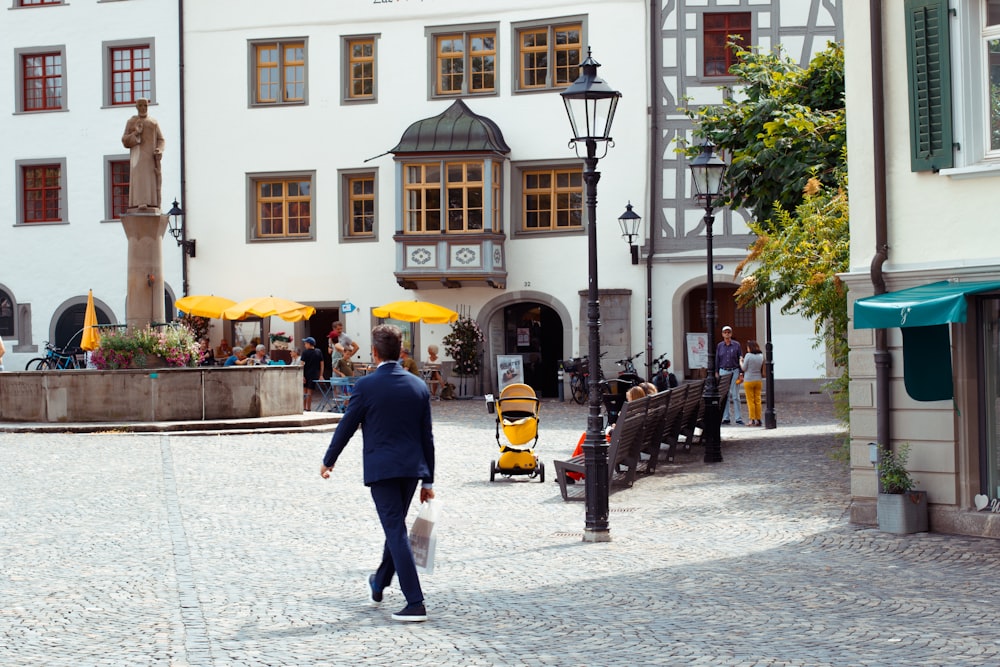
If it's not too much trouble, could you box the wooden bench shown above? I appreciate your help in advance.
[553,396,649,502]
[634,389,670,476]
[662,379,705,464]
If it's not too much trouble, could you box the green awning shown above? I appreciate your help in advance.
[853,280,1000,329]
[854,280,1000,402]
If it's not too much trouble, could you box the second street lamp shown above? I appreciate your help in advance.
[561,49,621,543]
[688,143,728,464]
[618,201,641,265]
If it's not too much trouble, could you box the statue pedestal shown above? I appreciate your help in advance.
[121,212,167,330]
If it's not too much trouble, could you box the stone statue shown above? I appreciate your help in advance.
[121,98,165,211]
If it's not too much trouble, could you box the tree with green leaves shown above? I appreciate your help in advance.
[683,41,849,413]
[684,42,846,230]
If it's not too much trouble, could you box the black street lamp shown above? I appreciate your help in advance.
[688,143,728,463]
[618,201,641,265]
[166,199,195,297]
[764,303,777,429]
[561,49,621,543]
[167,199,196,258]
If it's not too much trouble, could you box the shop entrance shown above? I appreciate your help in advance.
[501,302,563,398]
[684,284,756,378]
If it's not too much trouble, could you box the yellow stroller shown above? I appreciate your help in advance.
[489,383,545,482]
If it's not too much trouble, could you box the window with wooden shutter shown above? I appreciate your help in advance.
[905,0,954,171]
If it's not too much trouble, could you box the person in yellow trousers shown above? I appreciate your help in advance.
[740,340,766,426]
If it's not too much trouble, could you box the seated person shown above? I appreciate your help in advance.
[564,385,646,484]
[198,338,215,366]
[216,338,232,360]
[224,348,250,366]
[424,344,443,398]
[399,348,420,376]
[249,344,269,366]
[289,348,303,366]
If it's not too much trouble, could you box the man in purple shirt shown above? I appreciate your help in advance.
[716,325,743,425]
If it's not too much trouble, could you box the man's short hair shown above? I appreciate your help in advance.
[372,324,402,361]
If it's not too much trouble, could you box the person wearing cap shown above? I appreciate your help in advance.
[301,336,324,410]
[717,325,744,425]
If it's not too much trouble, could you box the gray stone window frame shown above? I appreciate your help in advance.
[425,21,500,100]
[13,44,68,113]
[0,283,36,352]
[341,33,379,105]
[509,158,588,239]
[396,155,504,234]
[15,157,68,225]
[245,170,317,243]
[101,37,156,108]
[247,37,309,108]
[339,167,379,243]
[696,10,754,84]
[11,0,65,8]
[102,153,129,222]
[509,15,588,94]
[0,284,16,339]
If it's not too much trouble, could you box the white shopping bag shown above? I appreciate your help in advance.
[409,498,441,575]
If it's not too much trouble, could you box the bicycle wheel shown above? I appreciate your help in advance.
[26,358,52,370]
[571,376,587,404]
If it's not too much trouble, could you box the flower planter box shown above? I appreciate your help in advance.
[0,366,303,422]
[877,490,928,534]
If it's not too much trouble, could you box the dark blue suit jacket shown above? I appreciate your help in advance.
[322,361,434,486]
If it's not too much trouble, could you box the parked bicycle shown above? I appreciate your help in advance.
[25,342,85,370]
[562,352,607,405]
[615,351,643,386]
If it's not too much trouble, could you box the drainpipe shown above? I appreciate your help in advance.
[177,0,189,296]
[645,0,658,381]
[869,0,891,491]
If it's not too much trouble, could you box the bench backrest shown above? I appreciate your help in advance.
[679,379,705,434]
[660,382,689,444]
[638,390,670,455]
[607,395,648,470]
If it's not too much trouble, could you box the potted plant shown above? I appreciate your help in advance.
[442,315,484,397]
[876,443,928,534]
[269,331,293,350]
[90,325,199,370]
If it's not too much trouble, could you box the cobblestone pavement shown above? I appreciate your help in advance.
[3,398,1000,666]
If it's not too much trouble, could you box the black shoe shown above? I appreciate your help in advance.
[721,419,730,425]
[392,602,427,622]
[736,420,744,425]
[368,574,383,604]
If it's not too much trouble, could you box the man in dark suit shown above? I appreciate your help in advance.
[320,324,436,622]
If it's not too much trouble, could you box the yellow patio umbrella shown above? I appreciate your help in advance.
[222,296,316,322]
[80,289,100,351]
[175,294,238,319]
[372,300,459,324]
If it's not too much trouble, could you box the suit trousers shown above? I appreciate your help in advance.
[370,478,424,606]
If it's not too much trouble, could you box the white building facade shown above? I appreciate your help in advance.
[181,0,841,397]
[1,0,182,370]
[1,0,841,403]
[844,0,1000,537]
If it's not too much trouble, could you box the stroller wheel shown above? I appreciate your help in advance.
[538,461,545,483]
[490,460,496,482]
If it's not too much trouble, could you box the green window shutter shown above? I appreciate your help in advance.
[905,0,953,172]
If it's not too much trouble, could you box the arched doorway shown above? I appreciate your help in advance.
[683,283,755,378]
[498,302,563,397]
[55,302,113,349]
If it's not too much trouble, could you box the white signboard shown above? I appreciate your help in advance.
[686,333,709,369]
[497,355,524,390]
